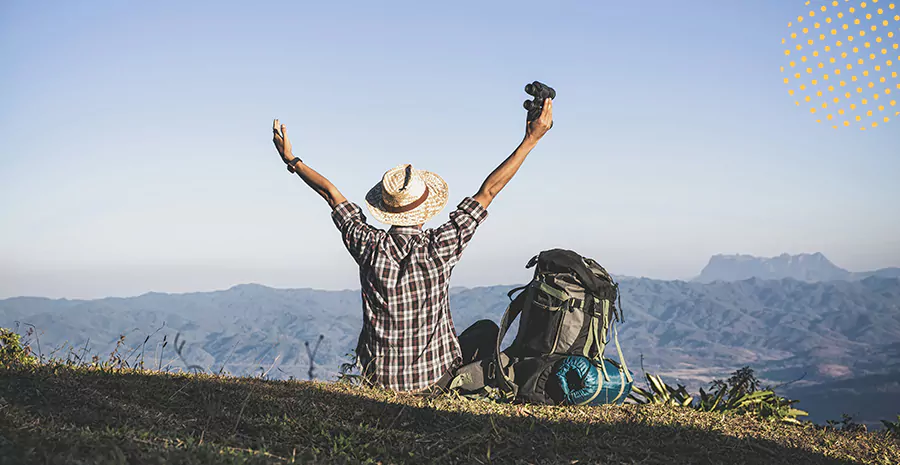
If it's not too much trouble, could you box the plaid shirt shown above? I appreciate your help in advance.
[331,197,488,391]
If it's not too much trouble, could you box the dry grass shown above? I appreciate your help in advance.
[1,363,898,464]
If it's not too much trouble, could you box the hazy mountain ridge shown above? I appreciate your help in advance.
[3,278,899,381]
[694,252,900,283]
[3,276,900,427]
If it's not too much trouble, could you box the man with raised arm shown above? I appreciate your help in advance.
[270,98,553,392]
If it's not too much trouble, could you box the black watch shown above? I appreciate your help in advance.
[286,156,303,172]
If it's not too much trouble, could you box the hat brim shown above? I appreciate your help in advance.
[365,170,449,226]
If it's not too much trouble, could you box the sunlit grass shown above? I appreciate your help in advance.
[2,362,899,464]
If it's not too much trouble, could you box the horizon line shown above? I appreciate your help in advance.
[4,274,900,302]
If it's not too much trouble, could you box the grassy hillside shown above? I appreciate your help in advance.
[1,364,898,464]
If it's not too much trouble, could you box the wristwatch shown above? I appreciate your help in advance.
[286,156,303,173]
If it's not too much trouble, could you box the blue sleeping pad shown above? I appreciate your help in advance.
[552,356,633,406]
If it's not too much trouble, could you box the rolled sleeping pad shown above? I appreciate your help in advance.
[552,356,633,406]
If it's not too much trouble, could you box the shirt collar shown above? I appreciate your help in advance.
[389,225,424,235]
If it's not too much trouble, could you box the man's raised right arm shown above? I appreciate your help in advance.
[473,98,553,210]
[272,119,347,209]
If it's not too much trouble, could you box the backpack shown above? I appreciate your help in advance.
[445,249,634,405]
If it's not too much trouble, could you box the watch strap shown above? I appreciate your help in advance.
[286,156,303,173]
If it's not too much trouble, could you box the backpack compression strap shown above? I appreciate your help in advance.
[613,320,633,383]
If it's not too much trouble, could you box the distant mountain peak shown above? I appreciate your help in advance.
[695,252,851,283]
[228,283,273,291]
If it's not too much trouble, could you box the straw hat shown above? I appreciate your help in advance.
[365,163,449,226]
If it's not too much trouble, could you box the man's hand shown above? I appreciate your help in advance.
[524,98,553,143]
[272,118,293,163]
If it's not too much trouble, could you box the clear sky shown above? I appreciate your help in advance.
[2,0,899,299]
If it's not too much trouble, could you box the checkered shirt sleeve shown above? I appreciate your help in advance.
[331,201,381,266]
[430,197,489,267]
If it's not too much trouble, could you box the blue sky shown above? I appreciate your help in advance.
[1,0,898,299]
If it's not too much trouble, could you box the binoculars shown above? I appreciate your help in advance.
[522,81,556,121]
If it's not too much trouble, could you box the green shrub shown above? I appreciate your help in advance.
[629,373,694,407]
[883,415,900,437]
[629,366,808,424]
[0,327,38,367]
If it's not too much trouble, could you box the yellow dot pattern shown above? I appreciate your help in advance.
[783,0,900,130]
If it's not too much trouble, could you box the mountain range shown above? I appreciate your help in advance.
[2,253,899,428]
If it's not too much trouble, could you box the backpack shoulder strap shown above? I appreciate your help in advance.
[494,285,528,399]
